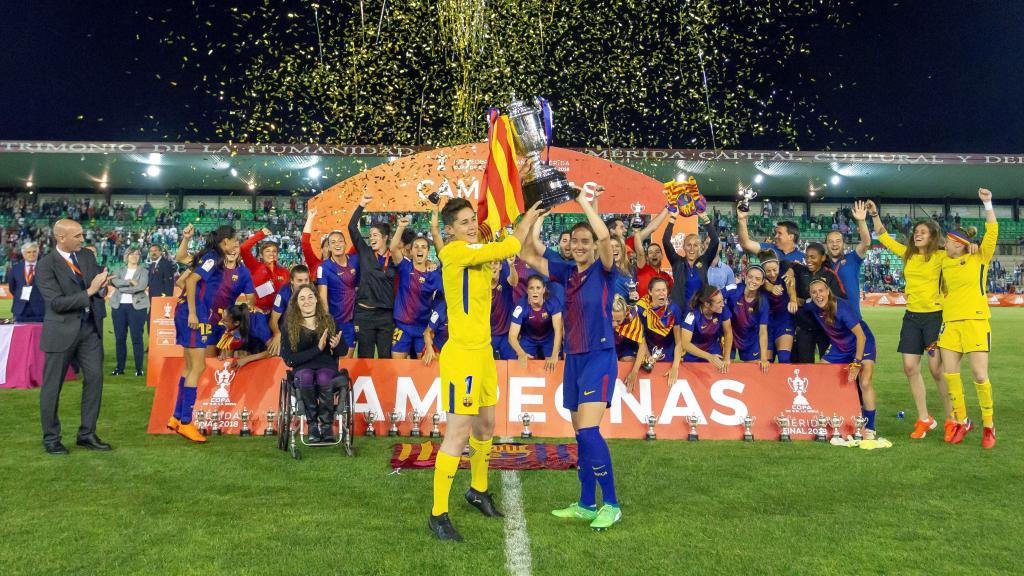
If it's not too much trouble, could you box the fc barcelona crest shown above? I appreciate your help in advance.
[462,395,473,407]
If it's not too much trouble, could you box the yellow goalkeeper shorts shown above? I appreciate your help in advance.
[937,319,991,354]
[439,345,499,415]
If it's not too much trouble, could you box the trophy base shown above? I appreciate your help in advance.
[365,432,376,438]
[411,431,421,438]
[743,434,754,442]
[644,433,657,441]
[853,434,864,441]
[263,429,275,437]
[521,432,533,439]
[815,435,828,443]
[430,431,441,438]
[214,429,222,436]
[687,433,699,442]
[831,434,842,442]
[388,431,398,438]
[779,435,792,442]
[239,430,251,437]
[522,167,577,211]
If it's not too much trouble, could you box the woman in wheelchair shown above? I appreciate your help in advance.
[216,304,270,368]
[281,285,349,443]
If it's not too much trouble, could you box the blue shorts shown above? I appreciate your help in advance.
[562,349,617,412]
[732,345,762,362]
[822,337,877,364]
[392,321,427,355]
[768,314,794,349]
[175,312,214,349]
[491,334,517,360]
[332,317,356,349]
[249,311,273,344]
[520,337,554,359]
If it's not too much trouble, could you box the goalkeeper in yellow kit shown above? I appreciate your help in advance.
[939,188,998,449]
[428,197,544,542]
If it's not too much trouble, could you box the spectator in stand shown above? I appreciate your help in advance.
[706,242,736,290]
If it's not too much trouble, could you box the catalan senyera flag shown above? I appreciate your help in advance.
[615,307,645,344]
[478,112,524,239]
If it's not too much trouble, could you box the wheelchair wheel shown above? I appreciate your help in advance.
[334,375,356,457]
[277,377,291,452]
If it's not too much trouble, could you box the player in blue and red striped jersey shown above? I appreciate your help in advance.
[509,274,563,370]
[390,216,442,359]
[520,191,623,531]
[806,278,879,438]
[611,294,647,393]
[489,258,519,360]
[168,225,255,443]
[679,285,733,373]
[316,230,359,357]
[723,265,770,373]
[758,252,797,363]
[421,293,449,366]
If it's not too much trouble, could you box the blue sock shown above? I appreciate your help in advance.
[172,377,185,420]
[179,386,198,424]
[863,409,876,431]
[575,432,596,509]
[578,426,617,507]
[776,350,791,363]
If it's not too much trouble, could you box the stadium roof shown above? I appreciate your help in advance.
[1,140,1022,201]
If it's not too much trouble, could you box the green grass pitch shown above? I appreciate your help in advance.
[1,304,1021,575]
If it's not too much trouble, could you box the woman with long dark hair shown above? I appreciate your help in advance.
[281,285,348,443]
[167,225,254,443]
[869,202,952,440]
[679,285,733,373]
[723,265,770,373]
[216,304,270,368]
[509,274,563,371]
[757,251,797,363]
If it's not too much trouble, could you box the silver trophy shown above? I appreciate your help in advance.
[743,415,757,442]
[775,414,792,442]
[388,410,404,437]
[629,202,646,229]
[430,412,442,438]
[239,407,251,437]
[365,411,377,438]
[829,414,845,442]
[195,409,208,436]
[264,409,276,436]
[686,414,700,442]
[645,415,657,441]
[814,415,829,443]
[520,413,533,439]
[737,186,758,213]
[853,415,868,441]
[211,409,222,436]
[507,96,576,210]
[641,346,665,373]
[410,410,422,438]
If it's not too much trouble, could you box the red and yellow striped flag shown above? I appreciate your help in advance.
[615,308,645,344]
[478,112,524,240]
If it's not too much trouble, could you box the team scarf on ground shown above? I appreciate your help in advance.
[391,441,578,470]
[636,294,675,337]
[615,306,645,343]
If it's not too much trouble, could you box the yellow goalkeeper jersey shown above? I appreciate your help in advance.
[439,236,522,350]
[878,232,944,313]
[940,223,998,322]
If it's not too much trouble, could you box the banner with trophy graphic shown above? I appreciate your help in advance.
[146,297,182,387]
[147,357,859,440]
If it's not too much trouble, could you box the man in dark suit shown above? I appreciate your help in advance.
[35,219,111,455]
[146,244,177,297]
[7,242,46,322]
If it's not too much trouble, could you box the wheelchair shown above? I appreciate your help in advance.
[276,369,355,460]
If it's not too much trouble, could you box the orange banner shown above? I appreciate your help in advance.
[861,292,1024,307]
[148,358,861,440]
[146,297,182,387]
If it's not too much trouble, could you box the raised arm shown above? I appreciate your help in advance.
[851,201,872,258]
[390,215,410,265]
[430,204,445,253]
[662,213,682,267]
[978,188,998,260]
[577,192,613,271]
[866,200,906,258]
[240,228,268,270]
[697,213,720,267]
[175,224,195,265]
[519,218,550,279]
[736,209,762,254]
[347,198,374,260]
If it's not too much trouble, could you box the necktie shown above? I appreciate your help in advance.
[25,263,34,284]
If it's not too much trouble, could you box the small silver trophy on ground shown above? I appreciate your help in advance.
[743,415,756,442]
[737,186,758,213]
[814,415,829,443]
[410,410,422,438]
[211,409,222,436]
[520,413,533,439]
[853,415,868,441]
[775,413,792,442]
[264,409,276,436]
[365,411,377,438]
[641,346,665,374]
[645,415,657,441]
[388,410,403,437]
[239,407,251,437]
[430,412,442,438]
[508,96,576,210]
[195,409,207,436]
[686,414,700,442]
[829,414,845,442]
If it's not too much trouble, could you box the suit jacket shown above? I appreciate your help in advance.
[7,260,46,322]
[109,266,150,310]
[35,248,107,353]
[147,256,177,297]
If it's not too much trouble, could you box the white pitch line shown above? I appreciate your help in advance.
[499,438,532,576]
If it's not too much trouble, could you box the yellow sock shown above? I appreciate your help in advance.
[945,373,967,423]
[975,380,994,428]
[468,436,493,493]
[432,451,460,516]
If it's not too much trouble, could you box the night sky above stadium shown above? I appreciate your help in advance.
[1,1,1022,152]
